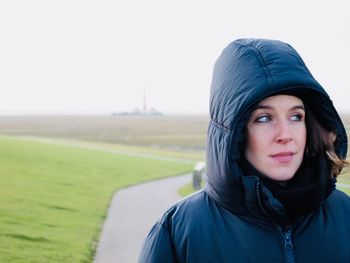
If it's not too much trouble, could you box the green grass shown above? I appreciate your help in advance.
[338,170,350,195]
[178,181,206,197]
[0,136,193,263]
[178,182,197,197]
[15,136,205,163]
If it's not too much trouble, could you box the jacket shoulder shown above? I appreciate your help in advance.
[328,189,350,202]
[138,190,210,263]
[325,189,350,212]
[159,190,212,225]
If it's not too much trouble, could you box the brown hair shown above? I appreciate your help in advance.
[304,106,348,177]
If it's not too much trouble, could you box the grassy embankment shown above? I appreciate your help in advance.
[0,135,194,263]
[0,115,208,261]
[1,113,348,262]
[0,115,208,152]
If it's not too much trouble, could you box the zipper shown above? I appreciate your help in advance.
[282,227,295,263]
[255,180,296,263]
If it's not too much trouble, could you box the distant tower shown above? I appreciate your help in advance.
[143,88,147,113]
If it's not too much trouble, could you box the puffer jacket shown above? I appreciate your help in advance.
[138,38,350,263]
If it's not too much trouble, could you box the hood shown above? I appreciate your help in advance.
[205,38,348,218]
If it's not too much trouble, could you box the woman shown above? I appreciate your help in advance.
[138,39,350,262]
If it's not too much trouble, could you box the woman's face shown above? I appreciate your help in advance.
[245,95,307,182]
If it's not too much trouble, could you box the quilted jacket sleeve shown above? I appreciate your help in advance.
[138,222,177,263]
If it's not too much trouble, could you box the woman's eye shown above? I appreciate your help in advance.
[255,115,271,123]
[291,114,304,121]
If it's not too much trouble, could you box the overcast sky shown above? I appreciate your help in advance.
[0,0,349,115]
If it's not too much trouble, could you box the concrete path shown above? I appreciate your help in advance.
[93,173,192,263]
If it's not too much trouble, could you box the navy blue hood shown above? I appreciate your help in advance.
[205,38,348,217]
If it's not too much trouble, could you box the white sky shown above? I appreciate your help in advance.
[0,0,349,114]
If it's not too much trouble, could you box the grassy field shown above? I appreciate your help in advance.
[0,115,209,151]
[0,113,349,262]
[0,136,193,263]
[16,136,205,163]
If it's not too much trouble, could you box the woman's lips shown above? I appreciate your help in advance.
[270,152,295,163]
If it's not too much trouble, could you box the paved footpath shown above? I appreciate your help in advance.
[93,173,191,263]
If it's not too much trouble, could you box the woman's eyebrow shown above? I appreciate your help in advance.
[254,104,305,111]
[254,105,272,110]
[291,105,305,111]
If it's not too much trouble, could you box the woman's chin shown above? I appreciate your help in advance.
[262,168,296,182]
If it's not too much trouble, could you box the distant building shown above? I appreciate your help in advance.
[112,108,162,116]
[112,89,163,116]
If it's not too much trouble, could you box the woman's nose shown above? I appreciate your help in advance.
[275,121,292,143]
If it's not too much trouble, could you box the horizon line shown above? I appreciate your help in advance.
[0,110,209,116]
